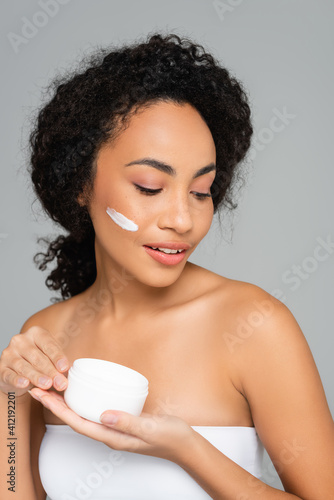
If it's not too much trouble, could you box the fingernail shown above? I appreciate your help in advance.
[57,359,68,371]
[18,377,29,387]
[38,376,51,387]
[100,413,118,425]
[28,390,41,402]
[54,375,67,390]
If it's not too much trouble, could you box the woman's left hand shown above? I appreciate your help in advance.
[29,388,195,464]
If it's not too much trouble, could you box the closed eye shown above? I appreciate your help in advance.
[134,184,162,195]
[192,192,212,199]
[134,184,211,200]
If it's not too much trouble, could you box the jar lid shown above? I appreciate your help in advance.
[70,358,149,393]
[68,370,149,397]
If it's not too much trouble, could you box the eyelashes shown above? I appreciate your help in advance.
[134,184,162,195]
[133,184,212,200]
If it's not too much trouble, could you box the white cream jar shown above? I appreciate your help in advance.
[64,358,149,424]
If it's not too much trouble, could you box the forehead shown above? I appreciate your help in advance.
[109,101,216,159]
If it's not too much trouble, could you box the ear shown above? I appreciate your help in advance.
[77,184,91,207]
[77,192,86,207]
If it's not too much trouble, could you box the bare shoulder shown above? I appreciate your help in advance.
[191,265,313,374]
[186,263,293,350]
[20,294,83,337]
[188,262,280,314]
[211,276,334,497]
[217,277,308,359]
[206,271,310,368]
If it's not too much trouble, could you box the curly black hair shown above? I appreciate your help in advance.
[29,32,253,302]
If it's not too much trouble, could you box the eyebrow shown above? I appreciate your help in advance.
[124,157,216,179]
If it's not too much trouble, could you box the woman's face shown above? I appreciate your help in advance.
[85,100,217,288]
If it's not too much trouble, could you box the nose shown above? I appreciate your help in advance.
[157,192,193,234]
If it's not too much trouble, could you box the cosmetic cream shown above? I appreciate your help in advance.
[64,358,149,423]
[106,207,138,231]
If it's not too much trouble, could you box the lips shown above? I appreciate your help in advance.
[143,244,189,265]
[144,242,191,251]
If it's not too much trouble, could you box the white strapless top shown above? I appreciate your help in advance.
[39,424,264,500]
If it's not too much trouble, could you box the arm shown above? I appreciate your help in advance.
[175,293,334,499]
[30,392,48,500]
[0,390,38,499]
[0,315,71,500]
[178,429,301,499]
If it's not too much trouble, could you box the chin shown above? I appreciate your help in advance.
[138,266,185,288]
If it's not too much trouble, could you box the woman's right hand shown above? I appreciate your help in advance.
[0,326,70,398]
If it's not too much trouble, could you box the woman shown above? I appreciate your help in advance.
[0,33,333,500]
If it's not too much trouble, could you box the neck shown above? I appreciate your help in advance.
[84,241,193,322]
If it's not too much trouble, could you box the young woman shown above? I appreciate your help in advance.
[0,33,333,500]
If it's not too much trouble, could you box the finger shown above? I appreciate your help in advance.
[29,388,65,404]
[20,349,68,391]
[29,388,69,411]
[6,329,70,391]
[100,410,156,438]
[1,366,31,389]
[13,362,66,393]
[9,357,57,390]
[49,391,65,402]
[99,411,158,453]
[32,389,115,439]
[26,329,70,390]
[30,329,69,372]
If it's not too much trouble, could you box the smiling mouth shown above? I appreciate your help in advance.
[144,246,185,254]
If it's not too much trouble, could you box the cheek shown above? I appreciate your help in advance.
[194,201,214,236]
[93,179,152,232]
[106,207,138,232]
[92,173,132,217]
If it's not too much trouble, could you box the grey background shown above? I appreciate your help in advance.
[1,0,333,493]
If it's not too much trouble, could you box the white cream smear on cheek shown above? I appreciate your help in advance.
[106,207,139,232]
